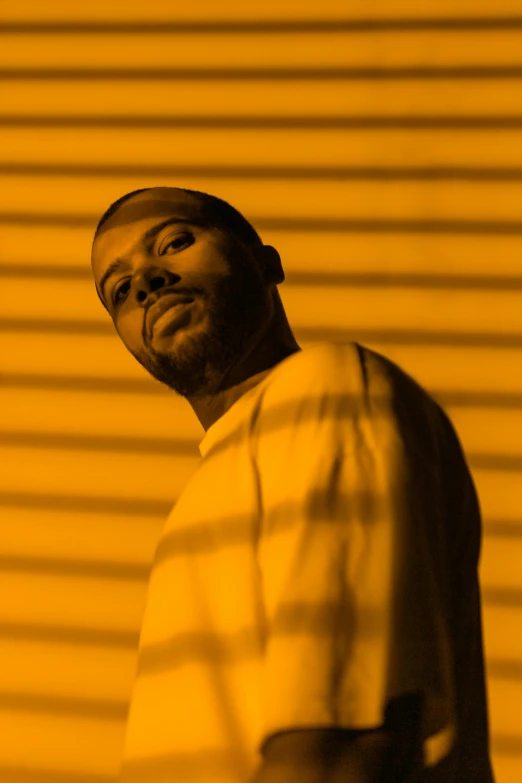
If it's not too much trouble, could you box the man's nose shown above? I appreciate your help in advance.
[133,266,180,303]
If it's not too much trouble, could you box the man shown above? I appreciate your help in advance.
[91,186,495,783]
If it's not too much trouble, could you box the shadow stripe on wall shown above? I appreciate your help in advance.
[0,691,128,721]
[4,372,522,416]
[4,264,522,292]
[5,66,522,80]
[483,520,522,538]
[5,115,522,129]
[0,667,517,732]
[6,163,522,181]
[4,18,522,33]
[303,328,522,349]
[0,765,115,783]
[4,373,522,410]
[0,554,150,581]
[0,622,519,669]
[0,430,519,470]
[488,659,522,679]
[482,587,522,607]
[2,491,519,539]
[489,735,522,757]
[8,213,522,234]
[0,620,138,648]
[3,319,522,349]
[0,491,173,516]
[1,490,520,544]
[0,493,520,540]
[0,511,518,581]
[0,615,517,680]
[0,430,199,456]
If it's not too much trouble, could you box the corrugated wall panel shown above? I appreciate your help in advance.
[8,177,522,222]
[1,2,522,780]
[4,80,522,117]
[4,33,522,70]
[7,129,522,169]
[2,0,522,19]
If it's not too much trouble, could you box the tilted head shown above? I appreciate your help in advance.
[91,186,297,411]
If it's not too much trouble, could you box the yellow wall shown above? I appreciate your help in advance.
[1,1,521,780]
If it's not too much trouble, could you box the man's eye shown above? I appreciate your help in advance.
[161,233,193,254]
[113,279,131,305]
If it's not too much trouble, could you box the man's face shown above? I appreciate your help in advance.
[91,189,271,398]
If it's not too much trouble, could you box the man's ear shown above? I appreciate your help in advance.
[254,244,285,285]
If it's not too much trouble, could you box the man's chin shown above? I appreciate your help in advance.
[131,340,217,398]
[132,307,262,397]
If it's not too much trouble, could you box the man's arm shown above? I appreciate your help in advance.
[251,693,423,783]
[249,347,431,782]
[251,726,394,783]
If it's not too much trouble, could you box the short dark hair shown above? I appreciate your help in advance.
[94,186,263,248]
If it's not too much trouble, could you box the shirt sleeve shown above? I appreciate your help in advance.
[249,344,457,768]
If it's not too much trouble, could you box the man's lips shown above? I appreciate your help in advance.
[146,293,195,338]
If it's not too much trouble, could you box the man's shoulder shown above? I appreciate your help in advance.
[254,342,447,447]
[265,342,365,397]
[354,344,444,419]
[267,343,449,452]
[266,341,431,406]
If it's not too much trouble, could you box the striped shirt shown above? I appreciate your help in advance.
[119,341,494,783]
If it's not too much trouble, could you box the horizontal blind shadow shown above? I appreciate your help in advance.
[5,18,522,33]
[3,373,522,409]
[5,116,522,129]
[7,163,522,180]
[9,213,522,232]
[4,265,522,290]
[4,320,522,348]
[7,66,522,79]
[0,764,116,783]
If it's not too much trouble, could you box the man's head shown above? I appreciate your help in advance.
[91,186,297,409]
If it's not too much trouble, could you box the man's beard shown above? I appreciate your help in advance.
[130,255,269,398]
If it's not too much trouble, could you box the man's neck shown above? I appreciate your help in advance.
[191,342,301,432]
